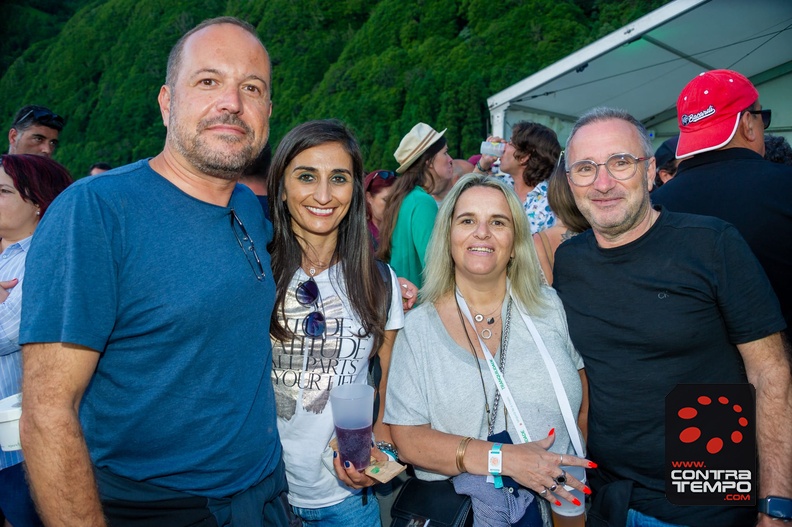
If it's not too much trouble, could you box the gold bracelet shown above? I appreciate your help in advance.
[455,436,473,473]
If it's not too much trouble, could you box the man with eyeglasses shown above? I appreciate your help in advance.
[19,17,289,527]
[653,69,792,345]
[552,107,791,527]
[7,105,64,157]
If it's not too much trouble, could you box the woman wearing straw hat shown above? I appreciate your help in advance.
[376,123,453,289]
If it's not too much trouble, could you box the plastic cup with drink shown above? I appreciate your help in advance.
[330,383,374,472]
[0,393,22,452]
[480,141,506,158]
[550,465,586,527]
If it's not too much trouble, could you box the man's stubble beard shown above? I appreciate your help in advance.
[168,98,263,181]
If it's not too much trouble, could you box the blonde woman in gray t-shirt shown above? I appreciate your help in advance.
[385,174,594,527]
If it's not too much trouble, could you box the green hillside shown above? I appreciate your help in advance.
[0,0,668,177]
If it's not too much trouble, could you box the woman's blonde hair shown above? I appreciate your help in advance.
[421,174,547,314]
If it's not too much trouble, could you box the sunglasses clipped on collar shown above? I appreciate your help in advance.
[296,278,326,338]
[230,208,265,281]
[15,108,65,129]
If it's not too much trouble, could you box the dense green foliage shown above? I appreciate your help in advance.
[1,0,667,177]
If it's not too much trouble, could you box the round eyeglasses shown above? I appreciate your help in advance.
[566,153,649,187]
[296,278,326,338]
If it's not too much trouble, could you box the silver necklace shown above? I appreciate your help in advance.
[472,305,500,325]
[302,250,331,276]
[489,299,512,435]
[454,295,513,435]
[463,297,502,338]
[473,313,501,339]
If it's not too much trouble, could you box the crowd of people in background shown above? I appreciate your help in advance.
[1,15,791,527]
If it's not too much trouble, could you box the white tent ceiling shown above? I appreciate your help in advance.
[487,0,792,142]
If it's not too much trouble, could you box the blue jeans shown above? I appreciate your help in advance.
[292,489,380,527]
[627,509,686,527]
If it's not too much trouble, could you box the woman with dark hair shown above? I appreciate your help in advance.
[267,120,404,525]
[475,122,561,234]
[364,169,397,248]
[376,122,453,289]
[0,154,72,527]
[532,155,591,285]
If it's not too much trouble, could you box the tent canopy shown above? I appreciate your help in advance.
[487,0,792,145]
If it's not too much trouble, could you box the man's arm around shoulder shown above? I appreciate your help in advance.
[21,342,106,527]
[738,332,792,526]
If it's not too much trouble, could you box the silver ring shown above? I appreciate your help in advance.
[540,488,548,496]
[554,469,567,486]
[548,483,558,492]
[559,455,564,465]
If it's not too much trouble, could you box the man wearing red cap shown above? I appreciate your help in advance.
[653,69,792,344]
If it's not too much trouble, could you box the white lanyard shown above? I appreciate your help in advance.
[456,289,532,444]
[514,303,585,457]
[455,288,585,457]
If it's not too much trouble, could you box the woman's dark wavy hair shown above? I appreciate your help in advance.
[510,122,561,188]
[267,120,386,354]
[375,136,446,262]
[0,154,73,217]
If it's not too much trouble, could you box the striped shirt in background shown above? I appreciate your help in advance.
[0,236,32,470]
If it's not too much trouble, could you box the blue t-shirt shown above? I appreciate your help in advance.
[20,160,281,498]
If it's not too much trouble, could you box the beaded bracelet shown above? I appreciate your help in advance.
[375,440,398,461]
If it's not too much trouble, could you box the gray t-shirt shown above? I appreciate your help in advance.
[385,287,584,481]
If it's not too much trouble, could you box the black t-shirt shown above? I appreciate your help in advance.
[652,148,792,341]
[554,208,785,527]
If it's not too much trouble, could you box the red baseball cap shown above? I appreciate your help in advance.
[676,69,758,158]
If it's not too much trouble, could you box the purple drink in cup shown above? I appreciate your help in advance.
[330,384,375,472]
[336,423,372,471]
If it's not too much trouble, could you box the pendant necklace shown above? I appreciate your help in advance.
[462,296,503,339]
[472,304,500,325]
[303,255,328,276]
[473,315,500,340]
[454,294,513,435]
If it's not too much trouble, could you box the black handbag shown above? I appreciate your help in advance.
[390,477,473,527]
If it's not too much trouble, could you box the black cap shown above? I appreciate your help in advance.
[654,136,679,169]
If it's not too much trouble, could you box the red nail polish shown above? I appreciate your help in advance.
[548,428,555,435]
[555,500,562,507]
[588,461,598,468]
[583,486,592,495]
[572,498,581,506]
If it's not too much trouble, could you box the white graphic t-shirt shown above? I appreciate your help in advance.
[272,263,404,508]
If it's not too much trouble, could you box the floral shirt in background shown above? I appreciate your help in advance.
[497,174,556,233]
